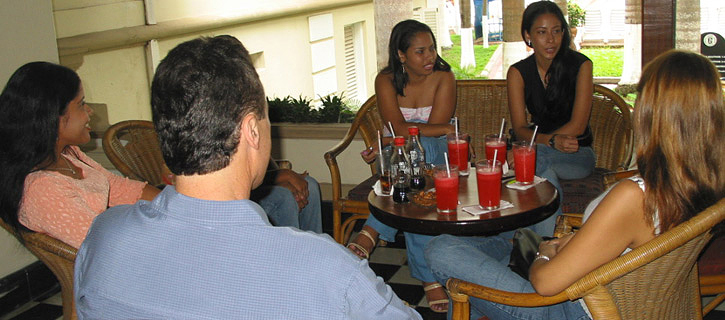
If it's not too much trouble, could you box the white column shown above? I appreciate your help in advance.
[374,0,413,71]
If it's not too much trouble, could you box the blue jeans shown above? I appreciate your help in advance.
[533,145,595,236]
[252,175,322,233]
[363,134,447,282]
[425,234,590,320]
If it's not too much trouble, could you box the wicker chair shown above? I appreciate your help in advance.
[555,169,725,316]
[103,120,168,187]
[104,120,293,186]
[447,197,725,320]
[0,219,77,320]
[324,95,385,244]
[558,84,634,213]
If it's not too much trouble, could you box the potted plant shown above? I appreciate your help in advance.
[567,2,586,39]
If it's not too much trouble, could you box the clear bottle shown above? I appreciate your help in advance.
[390,136,411,203]
[406,126,426,191]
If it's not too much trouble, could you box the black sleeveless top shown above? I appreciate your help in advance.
[511,51,592,147]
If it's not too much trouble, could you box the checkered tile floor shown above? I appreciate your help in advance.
[361,232,447,320]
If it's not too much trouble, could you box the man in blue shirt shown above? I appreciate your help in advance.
[74,35,421,319]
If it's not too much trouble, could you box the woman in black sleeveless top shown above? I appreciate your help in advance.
[507,1,595,236]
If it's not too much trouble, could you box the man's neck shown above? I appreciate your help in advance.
[174,166,252,201]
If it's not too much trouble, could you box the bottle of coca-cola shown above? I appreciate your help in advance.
[406,126,426,191]
[390,136,411,203]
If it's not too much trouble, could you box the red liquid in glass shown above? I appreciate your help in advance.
[513,146,536,184]
[447,140,469,174]
[476,167,502,209]
[485,141,507,165]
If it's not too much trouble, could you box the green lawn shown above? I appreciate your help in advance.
[441,35,623,79]
[441,35,498,79]
[581,47,623,77]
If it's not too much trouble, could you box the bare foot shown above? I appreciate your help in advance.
[423,282,449,313]
[346,226,379,259]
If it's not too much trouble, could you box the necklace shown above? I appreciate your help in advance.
[49,156,77,175]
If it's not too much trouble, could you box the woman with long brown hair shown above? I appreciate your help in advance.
[425,50,725,319]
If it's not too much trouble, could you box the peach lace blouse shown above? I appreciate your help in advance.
[19,146,146,248]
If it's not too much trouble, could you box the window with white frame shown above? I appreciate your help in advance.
[343,22,367,106]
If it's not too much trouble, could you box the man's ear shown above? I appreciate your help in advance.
[241,113,260,149]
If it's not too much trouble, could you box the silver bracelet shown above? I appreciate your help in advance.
[534,252,551,263]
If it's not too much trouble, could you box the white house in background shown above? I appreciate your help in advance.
[577,0,626,46]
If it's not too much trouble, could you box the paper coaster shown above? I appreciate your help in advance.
[505,176,547,190]
[462,200,514,216]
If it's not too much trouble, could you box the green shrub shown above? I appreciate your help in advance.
[267,93,356,123]
[567,2,586,27]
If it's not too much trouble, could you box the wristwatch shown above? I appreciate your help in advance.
[548,134,558,148]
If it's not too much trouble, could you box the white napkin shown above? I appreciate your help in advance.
[501,162,514,178]
[462,200,514,215]
[505,176,547,190]
[373,180,392,196]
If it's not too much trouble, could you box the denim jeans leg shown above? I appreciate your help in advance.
[298,176,323,233]
[404,232,437,282]
[534,145,596,236]
[363,214,399,243]
[425,234,590,320]
[252,185,300,229]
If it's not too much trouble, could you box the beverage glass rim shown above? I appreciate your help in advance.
[446,132,468,139]
[475,159,502,167]
[512,140,534,148]
[485,133,507,140]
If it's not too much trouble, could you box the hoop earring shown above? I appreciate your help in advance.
[402,64,406,74]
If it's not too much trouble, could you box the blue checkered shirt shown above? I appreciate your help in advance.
[75,186,421,319]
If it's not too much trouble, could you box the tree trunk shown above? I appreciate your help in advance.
[459,0,476,68]
[501,0,526,77]
[554,0,568,19]
[373,0,413,71]
[619,0,642,85]
[675,0,700,52]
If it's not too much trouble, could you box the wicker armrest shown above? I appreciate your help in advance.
[602,169,638,189]
[447,278,569,307]
[553,213,583,238]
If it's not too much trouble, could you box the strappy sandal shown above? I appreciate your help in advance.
[347,229,376,260]
[423,282,450,313]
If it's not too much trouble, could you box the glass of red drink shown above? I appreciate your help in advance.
[446,132,469,176]
[512,141,536,184]
[475,160,502,210]
[485,133,507,165]
[433,164,459,214]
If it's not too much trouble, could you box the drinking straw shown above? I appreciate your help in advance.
[377,130,384,174]
[529,125,539,148]
[454,117,459,139]
[387,121,395,136]
[498,118,506,138]
[444,152,451,177]
[492,150,498,172]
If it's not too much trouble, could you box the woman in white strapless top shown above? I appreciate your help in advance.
[347,19,457,313]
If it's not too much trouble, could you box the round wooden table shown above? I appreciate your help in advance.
[368,170,559,236]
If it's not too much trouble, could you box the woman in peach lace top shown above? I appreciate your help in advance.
[0,62,159,248]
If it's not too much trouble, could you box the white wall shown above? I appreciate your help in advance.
[0,0,59,278]
[56,0,377,125]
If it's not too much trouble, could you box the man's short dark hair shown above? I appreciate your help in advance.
[151,35,266,175]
